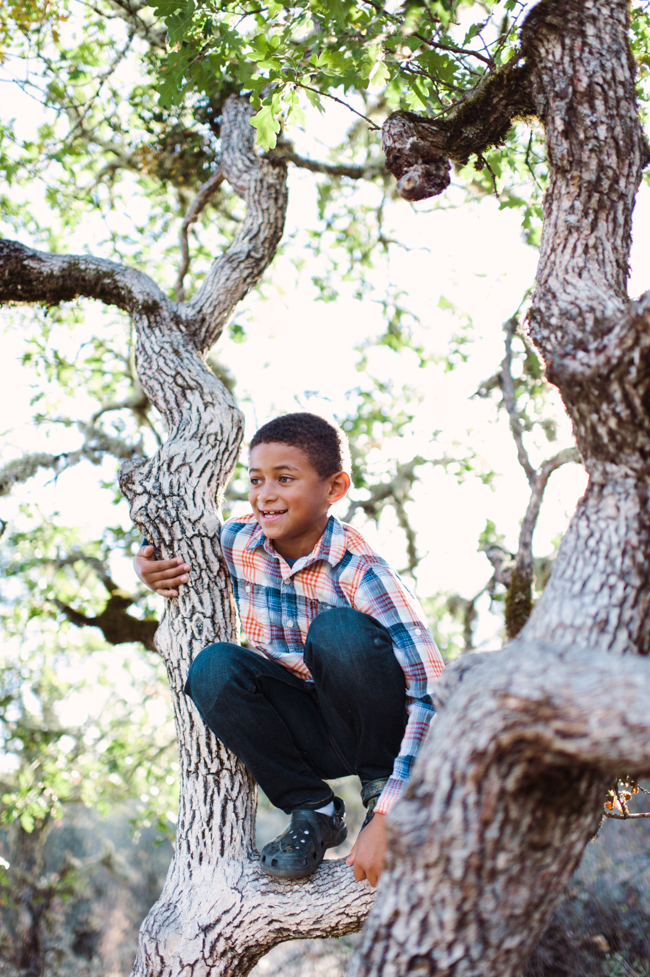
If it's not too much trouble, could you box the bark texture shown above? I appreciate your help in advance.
[354,2,650,974]
[1,95,374,977]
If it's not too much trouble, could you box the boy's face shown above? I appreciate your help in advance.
[248,442,350,558]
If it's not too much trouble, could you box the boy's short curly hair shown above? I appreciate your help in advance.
[249,412,351,479]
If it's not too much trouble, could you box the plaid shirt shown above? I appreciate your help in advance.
[221,512,444,814]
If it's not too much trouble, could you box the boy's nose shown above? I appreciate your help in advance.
[258,489,278,505]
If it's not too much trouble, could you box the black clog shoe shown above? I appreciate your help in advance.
[260,796,347,880]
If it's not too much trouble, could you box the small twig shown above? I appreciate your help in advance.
[603,778,650,819]
[603,811,650,819]
[525,131,543,190]
[272,144,383,180]
[515,446,582,577]
[175,168,225,302]
[476,152,499,199]
[501,316,535,485]
[295,82,381,130]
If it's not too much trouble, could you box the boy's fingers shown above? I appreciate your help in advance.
[353,862,367,882]
[346,838,358,866]
[150,566,189,582]
[148,558,190,573]
[155,587,179,597]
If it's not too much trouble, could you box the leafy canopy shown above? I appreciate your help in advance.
[151,0,523,149]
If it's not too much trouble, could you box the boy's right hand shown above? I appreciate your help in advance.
[134,545,191,598]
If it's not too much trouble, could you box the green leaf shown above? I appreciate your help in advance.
[20,812,35,833]
[250,102,281,151]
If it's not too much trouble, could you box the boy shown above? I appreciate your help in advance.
[134,413,444,886]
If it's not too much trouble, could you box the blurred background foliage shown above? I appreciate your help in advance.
[1,0,649,974]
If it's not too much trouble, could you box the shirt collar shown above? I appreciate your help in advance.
[244,515,347,576]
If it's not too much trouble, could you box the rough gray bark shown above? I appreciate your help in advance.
[0,95,374,977]
[382,62,534,200]
[351,1,650,974]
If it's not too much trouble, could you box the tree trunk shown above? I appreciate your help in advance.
[350,1,650,974]
[118,96,376,977]
[0,95,374,977]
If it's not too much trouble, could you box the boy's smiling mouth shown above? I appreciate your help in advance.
[260,509,288,521]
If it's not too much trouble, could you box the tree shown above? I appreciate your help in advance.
[3,0,649,974]
[345,3,650,975]
[1,93,379,975]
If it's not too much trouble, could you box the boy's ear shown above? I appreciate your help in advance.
[328,471,351,505]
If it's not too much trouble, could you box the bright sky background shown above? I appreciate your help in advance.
[2,42,650,653]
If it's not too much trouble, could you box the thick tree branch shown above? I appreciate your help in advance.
[0,433,142,498]
[0,240,172,318]
[382,60,534,200]
[181,97,288,349]
[522,1,650,438]
[55,595,158,652]
[351,643,650,977]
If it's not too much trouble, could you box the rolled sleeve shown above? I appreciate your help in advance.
[340,562,445,812]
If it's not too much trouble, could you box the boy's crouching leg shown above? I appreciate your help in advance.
[304,607,406,788]
[184,642,267,761]
[184,641,243,726]
[184,642,341,817]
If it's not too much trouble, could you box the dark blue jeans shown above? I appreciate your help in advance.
[184,606,407,813]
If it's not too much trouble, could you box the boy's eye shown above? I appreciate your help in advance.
[279,476,293,484]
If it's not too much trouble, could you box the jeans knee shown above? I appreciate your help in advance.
[185,642,240,711]
[305,606,390,672]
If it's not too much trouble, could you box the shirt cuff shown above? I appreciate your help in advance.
[374,775,406,816]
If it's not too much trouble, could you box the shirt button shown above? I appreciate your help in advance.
[286,620,294,628]
[245,585,251,593]
[415,628,422,636]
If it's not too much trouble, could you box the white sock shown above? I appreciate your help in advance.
[314,801,335,816]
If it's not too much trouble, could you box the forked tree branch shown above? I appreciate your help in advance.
[516,445,582,576]
[181,97,288,348]
[0,97,288,361]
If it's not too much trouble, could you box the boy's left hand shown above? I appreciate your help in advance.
[346,813,387,887]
